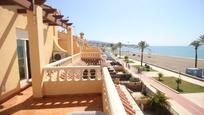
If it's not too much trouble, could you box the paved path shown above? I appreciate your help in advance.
[128,58,204,87]
[116,57,204,115]
[141,74,204,115]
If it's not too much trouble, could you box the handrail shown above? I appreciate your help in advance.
[72,53,81,58]
[81,52,101,53]
[103,67,126,115]
[81,52,101,59]
[43,65,101,70]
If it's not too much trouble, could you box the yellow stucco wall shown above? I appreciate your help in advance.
[0,6,27,101]
[58,32,80,55]
[0,6,56,101]
[58,32,68,51]
[73,38,80,54]
[43,80,102,95]
[43,25,56,64]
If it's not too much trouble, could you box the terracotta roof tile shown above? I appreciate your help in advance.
[115,85,136,115]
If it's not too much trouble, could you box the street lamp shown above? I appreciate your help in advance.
[127,41,130,56]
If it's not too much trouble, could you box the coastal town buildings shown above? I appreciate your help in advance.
[1,1,203,115]
[0,0,142,115]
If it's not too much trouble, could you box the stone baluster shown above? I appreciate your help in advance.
[47,69,52,82]
[87,69,90,80]
[57,69,60,81]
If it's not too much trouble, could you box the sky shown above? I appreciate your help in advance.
[46,0,204,46]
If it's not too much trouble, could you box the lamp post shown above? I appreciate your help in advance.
[127,41,130,56]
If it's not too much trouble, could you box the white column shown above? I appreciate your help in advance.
[67,27,74,62]
[27,6,45,98]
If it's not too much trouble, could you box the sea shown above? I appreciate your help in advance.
[121,46,204,60]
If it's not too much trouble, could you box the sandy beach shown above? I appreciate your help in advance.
[121,51,204,73]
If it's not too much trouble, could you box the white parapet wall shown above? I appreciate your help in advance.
[102,67,127,115]
[43,80,102,95]
[42,65,102,95]
[45,53,81,67]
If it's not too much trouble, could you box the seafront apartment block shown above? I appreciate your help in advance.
[0,0,142,115]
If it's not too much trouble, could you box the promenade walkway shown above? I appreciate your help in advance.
[114,56,204,115]
[127,57,204,86]
[140,74,204,115]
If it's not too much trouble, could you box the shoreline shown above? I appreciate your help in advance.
[122,50,204,61]
[120,51,204,74]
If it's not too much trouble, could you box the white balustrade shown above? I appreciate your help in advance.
[42,60,127,115]
[43,66,102,82]
[81,47,101,52]
[81,52,101,59]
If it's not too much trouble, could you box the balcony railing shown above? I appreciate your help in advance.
[81,47,101,52]
[41,54,127,115]
[81,52,101,59]
[43,66,102,81]
[42,65,103,95]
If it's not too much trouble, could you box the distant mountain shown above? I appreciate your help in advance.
[87,40,113,47]
[87,40,136,47]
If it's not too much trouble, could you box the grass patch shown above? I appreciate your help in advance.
[133,65,156,72]
[153,77,204,93]
[123,59,134,63]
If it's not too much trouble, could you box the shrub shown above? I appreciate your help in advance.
[145,64,150,69]
[137,67,143,74]
[145,91,170,115]
[124,56,129,60]
[119,73,132,81]
[132,54,136,56]
[124,56,129,63]
[158,73,163,81]
[129,77,140,82]
[144,64,151,71]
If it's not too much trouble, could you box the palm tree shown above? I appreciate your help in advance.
[176,77,182,91]
[137,41,149,66]
[199,34,204,43]
[117,42,122,57]
[190,40,202,68]
[111,45,117,54]
[110,43,114,47]
[145,91,170,114]
[158,73,163,81]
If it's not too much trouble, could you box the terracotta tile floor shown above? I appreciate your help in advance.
[69,59,88,66]
[0,87,103,115]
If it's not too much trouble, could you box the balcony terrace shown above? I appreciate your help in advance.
[0,86,103,115]
[1,51,131,115]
